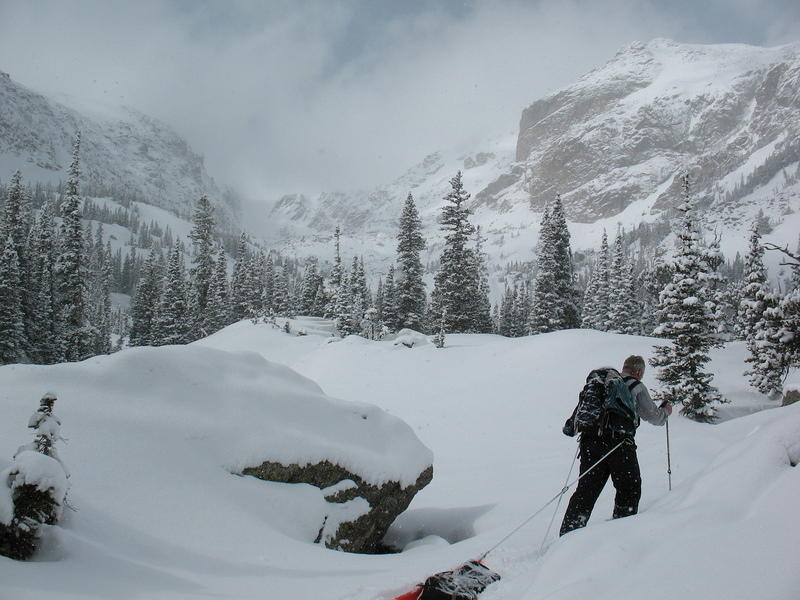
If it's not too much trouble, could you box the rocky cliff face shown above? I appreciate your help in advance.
[0,71,239,229]
[511,39,800,223]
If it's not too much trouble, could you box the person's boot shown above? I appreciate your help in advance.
[612,504,637,519]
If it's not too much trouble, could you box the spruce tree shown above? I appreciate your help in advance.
[396,193,427,331]
[581,231,611,330]
[382,265,399,331]
[129,244,164,346]
[188,196,216,324]
[745,288,786,397]
[472,226,493,333]
[204,246,230,333]
[431,171,476,333]
[0,236,25,364]
[530,196,578,333]
[650,174,725,422]
[25,202,61,363]
[154,242,191,345]
[54,133,92,362]
[229,233,251,321]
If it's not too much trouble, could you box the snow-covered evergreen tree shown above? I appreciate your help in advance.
[1,393,69,560]
[745,288,786,397]
[0,236,25,364]
[739,223,770,347]
[639,254,673,336]
[382,265,399,332]
[431,171,476,333]
[472,226,493,333]
[528,196,580,334]
[650,174,725,422]
[54,133,93,362]
[129,244,164,346]
[581,231,611,330]
[26,202,60,363]
[396,193,427,331]
[229,233,251,322]
[154,242,191,345]
[188,196,216,325]
[204,246,230,333]
[272,263,290,317]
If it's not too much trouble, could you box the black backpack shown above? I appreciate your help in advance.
[417,561,501,600]
[563,368,641,437]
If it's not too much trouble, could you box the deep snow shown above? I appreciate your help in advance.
[1,319,798,599]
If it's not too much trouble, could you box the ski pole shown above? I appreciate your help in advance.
[665,418,672,491]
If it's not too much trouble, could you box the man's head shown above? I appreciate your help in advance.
[622,355,646,379]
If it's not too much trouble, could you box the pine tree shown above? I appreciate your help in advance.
[396,193,427,331]
[530,196,578,333]
[272,264,290,317]
[472,226,493,333]
[154,242,191,345]
[431,172,476,333]
[129,244,164,346]
[0,236,26,364]
[229,233,251,321]
[581,231,611,330]
[382,265,399,332]
[25,201,61,363]
[739,223,769,347]
[606,230,634,333]
[745,288,786,397]
[299,257,320,315]
[188,196,216,324]
[650,174,725,422]
[261,255,275,315]
[54,132,93,362]
[204,246,230,333]
[432,308,446,348]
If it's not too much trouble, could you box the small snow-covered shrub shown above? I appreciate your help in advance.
[0,393,69,560]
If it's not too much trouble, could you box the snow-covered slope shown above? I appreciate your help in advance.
[1,319,797,599]
[0,70,239,230]
[261,39,800,276]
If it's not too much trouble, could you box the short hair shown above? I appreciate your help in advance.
[623,355,646,373]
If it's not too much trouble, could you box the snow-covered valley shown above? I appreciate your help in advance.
[1,319,797,599]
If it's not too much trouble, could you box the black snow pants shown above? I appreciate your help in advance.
[559,433,642,536]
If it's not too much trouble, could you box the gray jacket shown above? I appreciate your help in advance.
[628,378,669,427]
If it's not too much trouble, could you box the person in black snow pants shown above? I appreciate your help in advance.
[559,355,671,536]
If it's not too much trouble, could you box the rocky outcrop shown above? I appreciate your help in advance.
[242,460,433,553]
[783,388,800,407]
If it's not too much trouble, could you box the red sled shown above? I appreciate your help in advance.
[394,560,500,600]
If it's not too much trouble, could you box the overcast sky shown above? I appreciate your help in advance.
[1,0,798,201]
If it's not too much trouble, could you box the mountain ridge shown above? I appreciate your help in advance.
[0,70,240,230]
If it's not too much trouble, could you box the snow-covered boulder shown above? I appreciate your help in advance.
[392,329,430,348]
[0,344,434,557]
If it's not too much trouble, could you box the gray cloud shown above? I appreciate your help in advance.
[0,0,796,202]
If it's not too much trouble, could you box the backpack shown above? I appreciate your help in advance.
[563,368,641,437]
[416,560,501,600]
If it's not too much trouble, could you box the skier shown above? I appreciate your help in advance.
[559,355,671,535]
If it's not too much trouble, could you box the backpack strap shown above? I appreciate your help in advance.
[623,375,642,394]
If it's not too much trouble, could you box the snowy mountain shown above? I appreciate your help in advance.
[0,317,797,598]
[0,70,240,230]
[261,39,800,275]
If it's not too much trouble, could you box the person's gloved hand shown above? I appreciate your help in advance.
[660,400,673,415]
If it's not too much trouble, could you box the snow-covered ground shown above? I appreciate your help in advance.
[1,319,798,599]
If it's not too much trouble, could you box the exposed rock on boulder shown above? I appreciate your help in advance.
[783,388,800,407]
[242,460,433,553]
